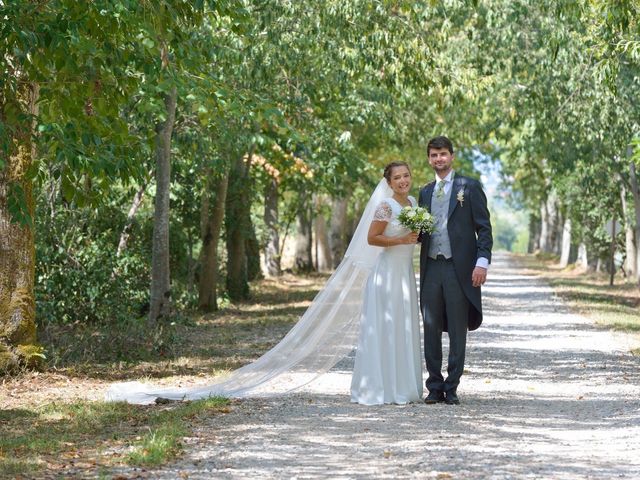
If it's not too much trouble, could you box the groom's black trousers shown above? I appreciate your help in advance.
[422,256,469,394]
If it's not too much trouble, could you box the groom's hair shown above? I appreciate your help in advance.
[427,136,454,155]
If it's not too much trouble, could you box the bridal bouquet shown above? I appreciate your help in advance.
[397,206,436,234]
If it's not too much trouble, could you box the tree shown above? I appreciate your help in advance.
[0,1,140,368]
[148,85,177,326]
[198,166,229,311]
[0,81,40,370]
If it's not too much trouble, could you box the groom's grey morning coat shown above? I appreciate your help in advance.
[418,173,493,331]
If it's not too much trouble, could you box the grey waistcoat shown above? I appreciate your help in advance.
[428,182,453,259]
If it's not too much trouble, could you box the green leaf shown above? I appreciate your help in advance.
[7,183,33,227]
[61,175,76,203]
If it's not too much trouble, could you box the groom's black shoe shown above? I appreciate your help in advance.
[444,391,460,405]
[424,391,445,404]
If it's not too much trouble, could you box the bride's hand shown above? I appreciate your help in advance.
[401,232,419,244]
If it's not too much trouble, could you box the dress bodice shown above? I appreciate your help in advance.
[373,196,417,257]
[373,196,417,237]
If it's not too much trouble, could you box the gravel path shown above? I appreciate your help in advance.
[117,253,640,479]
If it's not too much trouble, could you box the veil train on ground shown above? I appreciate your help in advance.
[106,179,393,404]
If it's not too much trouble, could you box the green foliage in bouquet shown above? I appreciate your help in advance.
[397,206,437,234]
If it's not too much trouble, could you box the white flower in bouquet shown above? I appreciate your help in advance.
[397,206,436,234]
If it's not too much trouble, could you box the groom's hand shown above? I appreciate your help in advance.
[471,266,487,288]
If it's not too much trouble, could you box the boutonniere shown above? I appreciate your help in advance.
[457,188,465,207]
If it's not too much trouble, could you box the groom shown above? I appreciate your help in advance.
[419,136,492,405]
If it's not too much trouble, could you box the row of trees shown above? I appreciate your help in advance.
[486,1,640,277]
[1,0,638,369]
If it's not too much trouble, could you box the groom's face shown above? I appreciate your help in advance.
[428,147,454,177]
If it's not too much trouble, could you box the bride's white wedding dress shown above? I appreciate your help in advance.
[350,197,423,405]
[106,179,422,405]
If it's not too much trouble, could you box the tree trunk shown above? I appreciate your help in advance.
[554,209,564,256]
[226,150,253,301]
[263,177,281,277]
[246,222,263,281]
[527,213,541,254]
[559,217,572,267]
[315,211,333,272]
[629,158,640,284]
[294,199,313,273]
[0,82,41,371]
[329,196,349,268]
[186,226,196,294]
[620,181,636,278]
[539,199,549,253]
[546,192,560,255]
[148,86,177,327]
[577,242,589,270]
[198,170,229,311]
[596,257,603,273]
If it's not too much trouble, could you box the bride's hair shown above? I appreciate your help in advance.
[383,161,410,182]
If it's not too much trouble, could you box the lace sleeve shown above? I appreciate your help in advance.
[373,201,392,222]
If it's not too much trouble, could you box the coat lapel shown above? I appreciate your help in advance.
[448,174,462,220]
[423,182,435,212]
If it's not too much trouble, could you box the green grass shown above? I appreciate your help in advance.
[127,397,229,466]
[0,397,230,477]
[550,277,640,334]
[1,273,327,477]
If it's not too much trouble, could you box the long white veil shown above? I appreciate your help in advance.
[106,179,393,404]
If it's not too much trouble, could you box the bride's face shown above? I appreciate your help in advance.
[387,166,412,195]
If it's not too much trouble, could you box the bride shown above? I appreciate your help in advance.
[107,162,423,405]
[350,161,423,405]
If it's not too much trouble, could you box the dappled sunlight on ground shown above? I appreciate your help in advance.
[4,254,639,478]
[106,252,640,479]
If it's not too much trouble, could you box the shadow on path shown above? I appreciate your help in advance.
[111,252,640,480]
